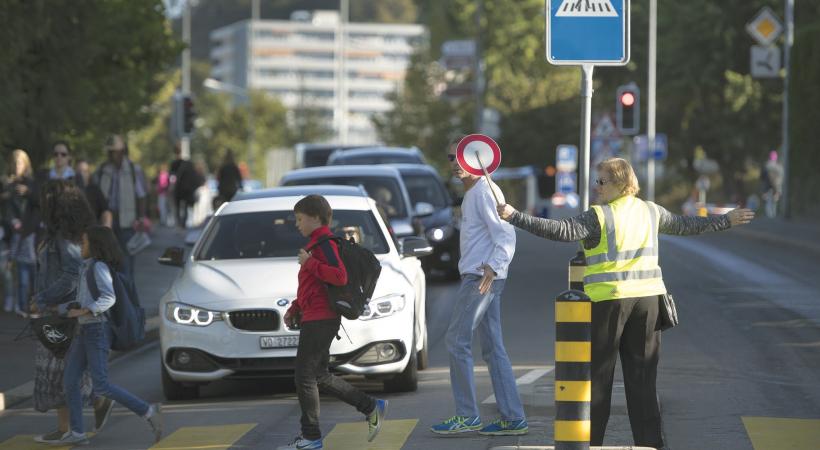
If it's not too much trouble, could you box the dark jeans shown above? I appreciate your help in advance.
[295,319,375,440]
[591,296,664,448]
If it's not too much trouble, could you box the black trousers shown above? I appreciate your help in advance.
[295,319,375,440]
[591,296,664,448]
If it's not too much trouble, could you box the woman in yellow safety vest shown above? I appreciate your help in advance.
[497,157,754,448]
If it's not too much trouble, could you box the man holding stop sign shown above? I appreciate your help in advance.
[430,134,528,436]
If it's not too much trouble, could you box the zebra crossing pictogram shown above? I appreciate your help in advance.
[556,0,618,17]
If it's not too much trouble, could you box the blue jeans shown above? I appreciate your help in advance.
[16,262,34,312]
[445,275,525,420]
[0,242,13,302]
[64,322,150,433]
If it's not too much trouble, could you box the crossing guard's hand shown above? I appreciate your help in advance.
[497,204,517,222]
[478,263,496,295]
[726,208,755,227]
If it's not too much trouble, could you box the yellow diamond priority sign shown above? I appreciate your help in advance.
[746,7,783,46]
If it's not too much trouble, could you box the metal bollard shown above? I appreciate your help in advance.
[568,251,586,291]
[555,289,592,450]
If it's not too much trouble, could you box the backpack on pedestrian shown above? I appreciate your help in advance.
[309,235,382,320]
[86,262,146,351]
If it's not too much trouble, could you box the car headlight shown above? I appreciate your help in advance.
[426,225,454,242]
[166,302,223,327]
[359,294,405,321]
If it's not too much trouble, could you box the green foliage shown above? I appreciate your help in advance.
[0,0,182,169]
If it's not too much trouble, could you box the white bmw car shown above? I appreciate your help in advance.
[157,185,431,400]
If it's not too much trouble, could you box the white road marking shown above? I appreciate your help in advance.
[482,367,554,404]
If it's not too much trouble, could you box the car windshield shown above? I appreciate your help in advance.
[402,173,450,209]
[283,177,407,219]
[195,209,390,261]
[336,154,422,165]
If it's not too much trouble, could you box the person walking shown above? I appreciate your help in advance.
[0,177,14,312]
[763,150,783,218]
[93,134,148,279]
[29,180,109,444]
[216,149,243,203]
[497,157,755,448]
[3,149,39,318]
[75,158,113,227]
[430,137,528,436]
[169,144,196,229]
[60,225,162,445]
[155,164,170,226]
[279,195,387,450]
[49,141,76,181]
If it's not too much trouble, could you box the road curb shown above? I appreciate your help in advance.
[0,315,160,411]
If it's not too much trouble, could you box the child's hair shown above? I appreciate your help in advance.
[85,225,124,270]
[294,194,333,225]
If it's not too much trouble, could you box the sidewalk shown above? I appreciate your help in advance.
[731,216,820,254]
[0,225,186,410]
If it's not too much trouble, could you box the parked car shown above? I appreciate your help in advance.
[294,143,374,168]
[158,185,432,400]
[327,147,426,166]
[280,165,421,239]
[393,164,460,278]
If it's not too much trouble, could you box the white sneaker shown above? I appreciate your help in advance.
[50,431,89,446]
[145,403,163,443]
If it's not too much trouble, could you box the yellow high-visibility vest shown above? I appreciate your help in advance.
[583,195,667,302]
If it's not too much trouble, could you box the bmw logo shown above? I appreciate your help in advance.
[277,299,290,307]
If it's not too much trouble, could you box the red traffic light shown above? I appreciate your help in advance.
[620,92,635,107]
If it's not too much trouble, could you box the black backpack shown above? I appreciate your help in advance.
[86,262,146,351]
[309,235,382,320]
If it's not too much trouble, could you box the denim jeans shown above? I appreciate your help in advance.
[15,262,35,312]
[295,319,375,440]
[64,322,150,433]
[113,227,135,280]
[445,274,525,420]
[0,242,13,303]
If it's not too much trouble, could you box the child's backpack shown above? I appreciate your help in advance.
[309,235,382,320]
[86,262,146,351]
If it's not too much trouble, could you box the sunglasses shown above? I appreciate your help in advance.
[53,152,68,157]
[595,178,609,186]
[447,154,457,162]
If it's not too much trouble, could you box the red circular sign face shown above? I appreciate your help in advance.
[456,134,502,176]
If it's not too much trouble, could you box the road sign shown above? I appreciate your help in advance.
[592,115,618,138]
[746,7,783,46]
[456,134,502,176]
[557,171,577,194]
[556,145,578,172]
[750,45,781,78]
[546,0,630,65]
[634,133,667,161]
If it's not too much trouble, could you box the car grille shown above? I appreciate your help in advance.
[228,309,280,332]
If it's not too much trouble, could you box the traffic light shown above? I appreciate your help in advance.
[616,83,640,135]
[182,95,196,135]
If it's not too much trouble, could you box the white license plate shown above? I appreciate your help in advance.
[260,336,299,349]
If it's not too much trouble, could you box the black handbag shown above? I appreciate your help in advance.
[657,293,678,331]
[30,314,77,358]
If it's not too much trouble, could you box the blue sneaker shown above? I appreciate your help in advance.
[430,416,482,434]
[478,418,529,436]
[276,436,323,450]
[367,399,388,442]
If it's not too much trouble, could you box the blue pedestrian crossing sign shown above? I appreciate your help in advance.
[546,0,631,66]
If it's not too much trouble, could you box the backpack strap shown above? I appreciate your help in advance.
[86,261,101,301]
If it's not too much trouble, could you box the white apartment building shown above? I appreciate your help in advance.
[210,10,426,144]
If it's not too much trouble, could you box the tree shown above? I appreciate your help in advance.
[0,0,182,168]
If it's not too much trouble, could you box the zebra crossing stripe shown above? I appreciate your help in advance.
[0,435,73,450]
[742,417,820,449]
[149,423,256,450]
[323,419,417,450]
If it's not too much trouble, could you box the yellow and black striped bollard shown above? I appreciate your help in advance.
[554,289,591,450]
[568,250,586,292]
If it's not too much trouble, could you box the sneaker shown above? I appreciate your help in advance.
[49,431,89,446]
[145,403,163,443]
[366,399,388,442]
[276,435,323,450]
[478,418,529,436]
[94,397,115,432]
[430,416,482,434]
[33,429,64,444]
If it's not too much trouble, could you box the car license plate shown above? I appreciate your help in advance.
[260,336,299,349]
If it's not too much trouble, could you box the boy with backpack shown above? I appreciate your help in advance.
[280,194,387,450]
[59,226,160,445]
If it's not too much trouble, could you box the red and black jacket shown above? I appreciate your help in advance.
[291,226,347,323]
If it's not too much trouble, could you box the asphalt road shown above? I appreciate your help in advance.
[1,226,818,449]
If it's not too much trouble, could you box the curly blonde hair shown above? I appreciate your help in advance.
[597,157,640,196]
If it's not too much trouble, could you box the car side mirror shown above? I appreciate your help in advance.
[158,247,185,267]
[399,237,433,258]
[414,202,435,217]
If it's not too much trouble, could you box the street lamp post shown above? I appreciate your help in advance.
[203,78,255,178]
